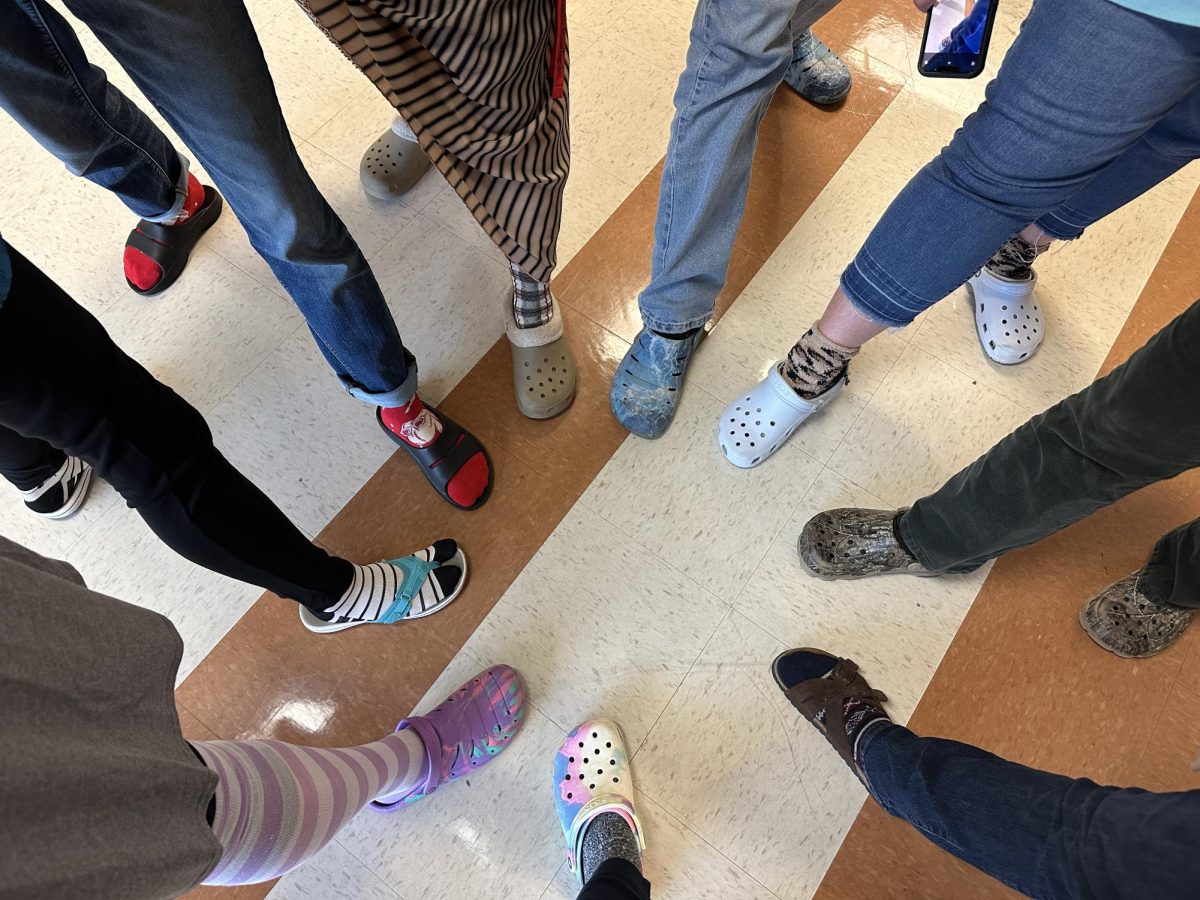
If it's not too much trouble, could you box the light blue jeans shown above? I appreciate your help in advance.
[639,0,840,333]
[0,0,417,406]
[842,0,1200,328]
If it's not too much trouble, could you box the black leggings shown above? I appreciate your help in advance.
[0,245,353,611]
[578,859,651,900]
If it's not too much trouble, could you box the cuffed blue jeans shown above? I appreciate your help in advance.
[638,0,840,334]
[842,0,1200,328]
[860,723,1200,898]
[0,0,416,406]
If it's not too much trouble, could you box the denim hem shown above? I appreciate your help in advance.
[346,363,417,408]
[638,308,712,335]
[839,255,927,330]
[139,152,192,224]
[1033,207,1089,241]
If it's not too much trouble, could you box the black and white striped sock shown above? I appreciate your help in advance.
[315,541,460,624]
[511,263,554,329]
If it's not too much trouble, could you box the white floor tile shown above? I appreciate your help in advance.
[736,468,990,723]
[268,841,405,900]
[828,343,1031,508]
[0,479,120,563]
[556,157,634,269]
[636,611,864,900]
[463,505,727,750]
[582,386,823,600]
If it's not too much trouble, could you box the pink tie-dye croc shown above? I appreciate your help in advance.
[372,664,526,811]
[553,719,645,887]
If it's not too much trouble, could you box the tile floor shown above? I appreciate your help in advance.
[2,1,1197,898]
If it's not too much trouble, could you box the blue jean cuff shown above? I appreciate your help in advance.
[638,310,712,334]
[346,362,418,408]
[1032,208,1088,241]
[839,253,930,330]
[140,152,192,225]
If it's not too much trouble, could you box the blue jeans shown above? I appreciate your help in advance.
[842,0,1200,328]
[638,0,840,333]
[860,724,1200,899]
[0,0,416,406]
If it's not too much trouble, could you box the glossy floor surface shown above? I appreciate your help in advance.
[1,1,1198,899]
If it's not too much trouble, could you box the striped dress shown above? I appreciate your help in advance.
[299,0,570,283]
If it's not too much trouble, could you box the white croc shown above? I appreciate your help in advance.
[554,719,645,888]
[967,267,1043,365]
[718,363,845,468]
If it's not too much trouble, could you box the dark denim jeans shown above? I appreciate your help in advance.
[0,0,416,406]
[860,724,1200,898]
[900,298,1200,609]
[841,0,1200,327]
[576,858,651,900]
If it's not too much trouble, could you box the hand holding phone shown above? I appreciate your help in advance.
[918,0,999,78]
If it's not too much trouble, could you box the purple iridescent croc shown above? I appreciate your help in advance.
[371,664,526,811]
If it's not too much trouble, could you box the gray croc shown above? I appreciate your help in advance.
[798,508,932,580]
[509,315,576,420]
[360,122,431,200]
[1078,569,1195,658]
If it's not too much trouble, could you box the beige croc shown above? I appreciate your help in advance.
[508,314,576,420]
[359,119,431,200]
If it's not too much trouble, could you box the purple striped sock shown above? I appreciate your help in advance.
[193,729,427,886]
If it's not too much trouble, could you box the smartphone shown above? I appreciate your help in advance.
[919,0,999,78]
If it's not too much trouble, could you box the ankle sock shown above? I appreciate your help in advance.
[380,395,490,507]
[782,324,858,399]
[194,728,429,885]
[581,812,642,883]
[651,325,701,341]
[123,173,205,291]
[510,263,554,329]
[985,234,1042,280]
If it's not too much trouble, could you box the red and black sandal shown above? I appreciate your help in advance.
[376,405,494,511]
[123,185,223,296]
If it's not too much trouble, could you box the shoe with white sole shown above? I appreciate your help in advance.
[718,363,845,468]
[21,456,94,520]
[968,267,1043,365]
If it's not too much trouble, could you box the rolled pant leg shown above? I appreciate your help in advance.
[0,0,186,221]
[899,299,1200,572]
[63,0,416,405]
[859,724,1200,899]
[1141,518,1200,609]
[0,244,353,611]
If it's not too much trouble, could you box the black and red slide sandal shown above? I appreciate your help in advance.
[376,405,494,511]
[124,185,223,296]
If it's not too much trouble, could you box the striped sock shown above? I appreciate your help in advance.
[321,561,401,622]
[194,729,428,886]
[510,262,554,329]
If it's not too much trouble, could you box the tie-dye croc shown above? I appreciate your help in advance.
[553,719,645,887]
[372,664,526,811]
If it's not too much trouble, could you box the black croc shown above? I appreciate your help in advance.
[376,406,493,511]
[124,185,223,296]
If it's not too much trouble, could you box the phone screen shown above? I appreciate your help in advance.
[920,0,996,78]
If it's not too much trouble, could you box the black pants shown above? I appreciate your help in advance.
[0,245,353,612]
[900,298,1200,608]
[577,859,651,900]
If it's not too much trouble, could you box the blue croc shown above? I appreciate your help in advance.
[784,30,852,106]
[610,327,703,439]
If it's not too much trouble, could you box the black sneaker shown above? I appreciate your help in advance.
[21,456,94,520]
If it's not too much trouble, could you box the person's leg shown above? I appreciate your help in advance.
[0,426,65,493]
[62,0,491,506]
[858,724,1200,899]
[195,665,525,885]
[614,0,837,439]
[577,859,652,900]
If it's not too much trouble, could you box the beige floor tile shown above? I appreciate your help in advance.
[557,157,636,268]
[570,38,678,185]
[910,270,1131,415]
[268,841,404,900]
[333,651,568,900]
[736,468,990,723]
[636,611,864,900]
[582,385,824,600]
[463,505,727,750]
[102,253,302,414]
[828,343,1031,508]
[607,0,696,74]
[0,479,120,563]
[540,794,780,900]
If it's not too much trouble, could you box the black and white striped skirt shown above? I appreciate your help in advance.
[300,0,570,282]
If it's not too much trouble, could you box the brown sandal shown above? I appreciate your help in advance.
[771,648,889,783]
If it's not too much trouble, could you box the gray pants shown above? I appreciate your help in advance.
[899,299,1200,609]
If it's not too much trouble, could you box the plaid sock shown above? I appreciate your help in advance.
[511,263,554,329]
